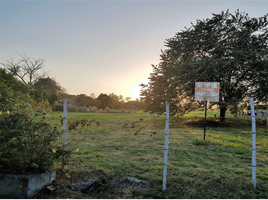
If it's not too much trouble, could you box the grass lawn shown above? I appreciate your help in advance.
[40,109,268,198]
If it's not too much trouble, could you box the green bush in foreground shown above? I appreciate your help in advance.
[0,112,62,174]
[0,74,73,174]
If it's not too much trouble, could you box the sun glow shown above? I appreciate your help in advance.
[115,76,149,100]
[130,80,148,100]
[109,64,151,100]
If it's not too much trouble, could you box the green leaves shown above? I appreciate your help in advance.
[0,112,62,174]
[142,10,268,118]
[21,136,29,143]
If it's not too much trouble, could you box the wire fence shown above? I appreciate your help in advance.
[62,129,268,170]
[58,100,268,189]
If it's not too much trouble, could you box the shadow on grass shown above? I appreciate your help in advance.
[171,117,266,129]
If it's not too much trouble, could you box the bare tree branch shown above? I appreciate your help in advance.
[1,54,48,86]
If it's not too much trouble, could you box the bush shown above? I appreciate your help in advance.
[105,106,110,113]
[0,112,63,174]
[77,107,87,113]
[0,82,51,115]
[52,104,63,112]
[0,74,73,174]
[68,106,78,112]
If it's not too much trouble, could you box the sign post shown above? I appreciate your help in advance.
[204,100,208,140]
[195,82,220,140]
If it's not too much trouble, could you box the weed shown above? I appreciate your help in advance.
[192,138,209,146]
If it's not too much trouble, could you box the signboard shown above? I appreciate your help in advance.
[195,82,220,102]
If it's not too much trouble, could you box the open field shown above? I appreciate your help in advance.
[36,110,268,198]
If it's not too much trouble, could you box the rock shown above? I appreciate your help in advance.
[69,176,149,196]
[46,184,58,192]
[0,170,56,198]
[70,179,96,196]
[112,177,150,189]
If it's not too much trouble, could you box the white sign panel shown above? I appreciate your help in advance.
[195,82,220,102]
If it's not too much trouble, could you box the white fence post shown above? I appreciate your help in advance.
[250,97,256,188]
[163,102,170,190]
[63,98,67,146]
[62,98,67,170]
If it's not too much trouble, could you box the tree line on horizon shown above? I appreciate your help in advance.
[1,55,145,112]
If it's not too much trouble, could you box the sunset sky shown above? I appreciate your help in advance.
[0,0,267,100]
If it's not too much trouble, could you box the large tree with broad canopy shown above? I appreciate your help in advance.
[141,10,268,121]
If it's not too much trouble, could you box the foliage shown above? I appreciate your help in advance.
[0,112,61,174]
[74,94,101,108]
[55,92,144,112]
[105,106,110,113]
[1,54,47,87]
[0,72,51,115]
[228,104,246,117]
[33,76,66,96]
[97,93,113,109]
[0,68,29,93]
[52,104,95,113]
[29,89,55,109]
[33,77,66,106]
[109,93,124,109]
[141,10,268,120]
[0,67,55,109]
[0,69,72,174]
[123,100,146,111]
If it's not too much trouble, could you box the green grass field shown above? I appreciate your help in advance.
[40,110,268,198]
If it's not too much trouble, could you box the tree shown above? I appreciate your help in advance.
[90,93,96,99]
[97,93,113,110]
[141,10,268,121]
[29,89,57,107]
[75,94,100,108]
[125,97,132,102]
[108,93,124,109]
[34,77,65,95]
[1,54,48,87]
[249,30,268,124]
[118,95,124,102]
[33,77,67,107]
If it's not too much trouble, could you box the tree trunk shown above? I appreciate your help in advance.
[220,106,227,122]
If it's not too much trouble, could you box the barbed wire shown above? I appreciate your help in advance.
[58,116,268,177]
[69,159,268,169]
[65,139,268,153]
[65,143,268,169]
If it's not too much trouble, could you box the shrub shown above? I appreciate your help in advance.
[67,106,78,112]
[52,104,64,112]
[77,107,87,113]
[0,82,51,116]
[0,112,64,174]
[105,106,110,113]
[0,77,72,174]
